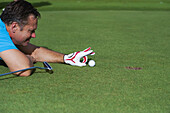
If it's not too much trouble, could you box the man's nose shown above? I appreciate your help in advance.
[31,33,36,38]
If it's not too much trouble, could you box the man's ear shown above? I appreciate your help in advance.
[10,22,19,33]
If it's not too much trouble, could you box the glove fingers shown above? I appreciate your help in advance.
[83,56,88,63]
[64,47,95,67]
[83,47,95,56]
[83,47,91,52]
[90,52,95,55]
[80,50,93,57]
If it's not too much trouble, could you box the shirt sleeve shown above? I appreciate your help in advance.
[0,30,18,53]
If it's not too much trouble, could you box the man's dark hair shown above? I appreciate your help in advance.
[0,0,40,30]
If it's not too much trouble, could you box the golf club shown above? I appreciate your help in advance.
[0,62,53,76]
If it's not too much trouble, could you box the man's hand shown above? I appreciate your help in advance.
[64,47,95,67]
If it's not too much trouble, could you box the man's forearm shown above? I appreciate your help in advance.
[31,47,65,63]
[18,43,65,63]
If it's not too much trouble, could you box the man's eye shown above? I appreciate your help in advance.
[32,30,35,33]
[28,30,32,33]
[29,30,35,34]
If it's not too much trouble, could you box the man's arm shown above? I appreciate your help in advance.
[0,43,94,76]
[18,43,95,67]
[17,43,65,63]
[0,49,35,76]
[0,43,64,77]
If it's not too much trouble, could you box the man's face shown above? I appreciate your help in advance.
[12,15,38,46]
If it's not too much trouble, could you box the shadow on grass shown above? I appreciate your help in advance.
[0,71,50,80]
[0,76,18,80]
[0,60,7,67]
[0,1,51,9]
[0,71,47,81]
[0,61,17,80]
[0,71,48,80]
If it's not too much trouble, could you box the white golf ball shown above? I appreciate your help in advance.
[88,60,95,67]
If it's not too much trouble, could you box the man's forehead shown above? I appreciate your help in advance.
[28,14,37,21]
[28,15,38,24]
[26,15,38,29]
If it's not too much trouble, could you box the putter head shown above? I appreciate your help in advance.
[43,62,53,74]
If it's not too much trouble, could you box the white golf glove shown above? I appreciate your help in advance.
[64,47,95,67]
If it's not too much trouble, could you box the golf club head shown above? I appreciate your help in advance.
[43,62,53,74]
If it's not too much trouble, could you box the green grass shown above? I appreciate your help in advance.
[1,0,170,11]
[0,10,169,113]
[31,0,170,11]
[0,0,170,113]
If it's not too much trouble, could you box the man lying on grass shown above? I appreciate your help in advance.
[0,1,94,76]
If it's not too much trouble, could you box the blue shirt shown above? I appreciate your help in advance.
[0,18,18,60]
